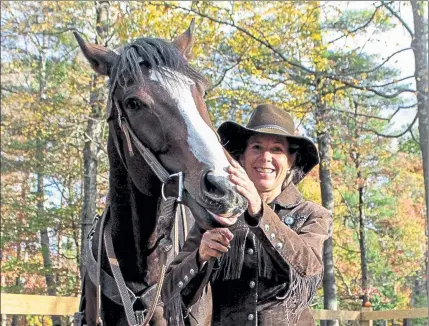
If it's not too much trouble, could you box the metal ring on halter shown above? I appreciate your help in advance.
[161,171,184,202]
[161,183,168,201]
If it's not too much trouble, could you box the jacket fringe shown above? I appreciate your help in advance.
[276,267,323,325]
[163,295,186,326]
[212,228,279,281]
[212,228,249,281]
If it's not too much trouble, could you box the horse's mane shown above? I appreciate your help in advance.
[107,37,206,119]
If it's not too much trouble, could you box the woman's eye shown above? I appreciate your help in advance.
[125,98,142,111]
[272,147,284,153]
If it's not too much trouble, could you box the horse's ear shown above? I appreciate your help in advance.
[172,19,195,61]
[74,32,117,76]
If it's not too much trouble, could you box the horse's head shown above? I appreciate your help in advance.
[74,22,247,229]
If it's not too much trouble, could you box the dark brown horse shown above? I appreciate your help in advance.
[74,22,247,325]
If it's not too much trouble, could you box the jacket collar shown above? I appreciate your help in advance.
[272,182,304,209]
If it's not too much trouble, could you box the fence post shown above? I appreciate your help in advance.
[360,307,373,326]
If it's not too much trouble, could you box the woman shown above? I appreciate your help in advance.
[162,104,332,326]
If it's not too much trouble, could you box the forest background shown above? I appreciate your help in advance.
[1,1,428,326]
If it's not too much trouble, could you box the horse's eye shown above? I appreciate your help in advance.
[125,98,143,111]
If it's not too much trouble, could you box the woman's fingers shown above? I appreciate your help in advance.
[201,247,224,259]
[230,159,241,168]
[229,173,245,186]
[199,228,234,262]
[217,228,234,241]
[203,238,229,253]
[228,162,246,179]
[204,229,233,246]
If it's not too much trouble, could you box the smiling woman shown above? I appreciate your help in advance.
[162,104,332,326]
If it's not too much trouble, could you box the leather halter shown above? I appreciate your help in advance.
[93,87,186,325]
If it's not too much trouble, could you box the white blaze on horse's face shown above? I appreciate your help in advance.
[150,69,229,179]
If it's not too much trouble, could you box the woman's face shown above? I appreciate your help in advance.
[241,134,293,197]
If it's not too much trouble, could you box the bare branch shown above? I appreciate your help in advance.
[327,4,380,44]
[343,47,412,76]
[369,75,415,88]
[326,108,390,121]
[328,83,415,99]
[207,58,242,92]
[380,0,414,37]
[336,267,356,297]
[361,112,418,138]
[389,102,417,120]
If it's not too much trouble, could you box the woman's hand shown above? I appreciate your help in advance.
[228,159,262,217]
[198,228,234,263]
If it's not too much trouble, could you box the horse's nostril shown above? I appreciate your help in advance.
[203,172,229,198]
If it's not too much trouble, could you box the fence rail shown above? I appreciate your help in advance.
[1,293,427,323]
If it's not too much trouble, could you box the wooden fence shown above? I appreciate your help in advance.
[1,293,427,325]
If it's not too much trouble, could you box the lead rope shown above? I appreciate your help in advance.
[180,204,188,238]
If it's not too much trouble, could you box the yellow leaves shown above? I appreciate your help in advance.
[311,32,322,42]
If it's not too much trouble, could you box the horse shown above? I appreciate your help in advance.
[73,21,247,326]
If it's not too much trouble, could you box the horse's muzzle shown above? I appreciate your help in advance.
[200,171,248,217]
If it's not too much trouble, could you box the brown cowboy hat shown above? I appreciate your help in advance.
[218,104,319,184]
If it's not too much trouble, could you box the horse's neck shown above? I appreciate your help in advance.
[106,134,162,284]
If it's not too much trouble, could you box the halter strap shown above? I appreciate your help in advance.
[112,98,184,201]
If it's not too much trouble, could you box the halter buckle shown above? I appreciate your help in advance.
[161,171,184,202]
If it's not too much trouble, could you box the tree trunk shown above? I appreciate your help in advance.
[37,144,61,326]
[10,243,23,326]
[316,79,339,326]
[357,166,369,306]
[352,102,369,307]
[36,34,62,326]
[37,146,61,326]
[410,0,429,304]
[80,0,110,278]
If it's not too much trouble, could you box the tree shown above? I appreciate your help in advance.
[79,0,111,278]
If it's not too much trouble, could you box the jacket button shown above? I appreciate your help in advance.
[247,248,254,255]
[276,242,283,250]
[270,233,275,240]
[264,224,270,231]
[284,216,295,225]
[178,281,184,288]
[249,281,255,288]
[189,268,195,276]
[184,275,189,282]
[247,314,254,321]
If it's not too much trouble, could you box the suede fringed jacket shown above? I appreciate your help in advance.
[162,183,332,326]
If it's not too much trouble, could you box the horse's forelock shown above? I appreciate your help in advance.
[110,37,205,91]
